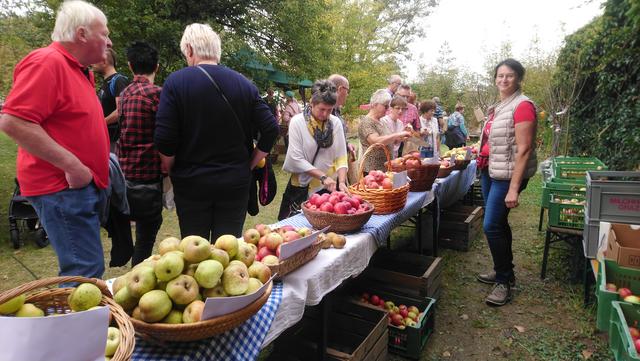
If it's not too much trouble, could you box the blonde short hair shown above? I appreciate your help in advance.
[51,1,107,42]
[370,89,392,106]
[180,23,221,62]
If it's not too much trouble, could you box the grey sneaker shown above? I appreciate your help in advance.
[485,283,511,306]
[476,271,516,286]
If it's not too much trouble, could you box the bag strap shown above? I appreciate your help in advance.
[108,73,126,97]
[196,65,250,151]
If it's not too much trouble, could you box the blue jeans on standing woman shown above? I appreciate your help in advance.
[27,183,107,279]
[480,169,529,284]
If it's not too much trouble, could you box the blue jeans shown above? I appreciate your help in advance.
[27,183,107,279]
[480,169,529,284]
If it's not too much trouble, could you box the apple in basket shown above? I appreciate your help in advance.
[105,327,121,357]
[405,158,421,169]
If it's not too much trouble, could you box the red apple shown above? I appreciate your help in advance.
[309,193,321,206]
[320,202,334,213]
[257,246,275,260]
[329,195,340,205]
[265,232,283,251]
[334,202,349,214]
[630,326,640,339]
[361,292,370,301]
[635,338,640,354]
[399,309,408,318]
[370,295,380,306]
[258,236,267,248]
[255,224,271,236]
[382,178,393,189]
[620,288,633,298]
[390,313,404,326]
[368,181,379,189]
[606,283,618,292]
[345,197,360,209]
[283,230,301,243]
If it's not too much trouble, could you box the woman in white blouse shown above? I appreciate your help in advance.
[419,99,441,159]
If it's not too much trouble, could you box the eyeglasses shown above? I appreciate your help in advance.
[340,85,350,94]
[393,106,407,111]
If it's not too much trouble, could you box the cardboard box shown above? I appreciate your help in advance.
[604,223,640,268]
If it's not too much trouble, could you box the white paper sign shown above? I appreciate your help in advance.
[202,276,275,320]
[279,226,329,260]
[393,170,408,188]
[0,306,109,361]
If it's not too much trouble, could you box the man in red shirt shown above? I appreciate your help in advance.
[0,0,111,279]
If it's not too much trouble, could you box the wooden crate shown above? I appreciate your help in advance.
[358,248,442,300]
[439,205,484,251]
[271,300,388,361]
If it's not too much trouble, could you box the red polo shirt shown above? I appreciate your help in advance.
[2,42,109,196]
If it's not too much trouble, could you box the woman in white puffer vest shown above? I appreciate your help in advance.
[475,59,538,306]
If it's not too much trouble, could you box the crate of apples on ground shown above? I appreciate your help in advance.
[608,284,640,305]
[358,292,422,329]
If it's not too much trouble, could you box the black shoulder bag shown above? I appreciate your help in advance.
[196,66,277,215]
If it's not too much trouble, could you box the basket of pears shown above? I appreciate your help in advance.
[0,277,135,361]
[113,235,273,341]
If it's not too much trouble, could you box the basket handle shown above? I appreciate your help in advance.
[0,276,111,305]
[357,143,393,181]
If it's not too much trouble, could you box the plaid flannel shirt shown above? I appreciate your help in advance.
[116,75,162,180]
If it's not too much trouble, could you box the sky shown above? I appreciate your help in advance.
[404,0,605,81]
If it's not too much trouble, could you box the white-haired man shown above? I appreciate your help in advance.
[387,74,403,96]
[328,73,356,159]
[0,0,112,279]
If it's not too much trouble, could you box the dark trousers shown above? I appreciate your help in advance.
[107,180,163,267]
[174,188,249,242]
[480,169,528,284]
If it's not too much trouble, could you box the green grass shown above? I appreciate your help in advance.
[0,134,613,360]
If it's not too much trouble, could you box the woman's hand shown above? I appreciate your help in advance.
[323,176,337,192]
[505,189,520,208]
[396,131,411,141]
[338,181,349,193]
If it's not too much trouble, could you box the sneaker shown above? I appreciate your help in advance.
[476,271,516,287]
[485,283,511,306]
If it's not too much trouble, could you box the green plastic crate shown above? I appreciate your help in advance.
[552,157,607,179]
[597,259,640,331]
[540,181,587,208]
[609,301,640,361]
[547,193,585,229]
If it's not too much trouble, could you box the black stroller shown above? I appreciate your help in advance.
[8,178,49,249]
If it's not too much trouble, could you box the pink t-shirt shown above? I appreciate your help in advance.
[478,101,536,169]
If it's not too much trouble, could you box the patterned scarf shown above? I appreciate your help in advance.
[304,105,334,148]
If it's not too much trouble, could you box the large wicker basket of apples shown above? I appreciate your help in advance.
[349,143,410,214]
[114,235,273,341]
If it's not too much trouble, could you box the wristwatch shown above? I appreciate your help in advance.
[320,175,328,185]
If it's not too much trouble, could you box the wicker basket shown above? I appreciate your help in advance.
[406,159,440,192]
[349,143,410,215]
[130,282,272,342]
[0,276,135,361]
[437,164,455,178]
[269,240,323,280]
[301,201,374,233]
[452,159,471,171]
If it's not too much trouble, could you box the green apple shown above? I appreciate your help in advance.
[0,294,26,315]
[15,303,44,317]
[214,234,239,259]
[105,327,120,357]
[111,273,130,296]
[234,242,256,267]
[131,306,142,320]
[183,300,205,323]
[138,290,172,323]
[128,266,157,298]
[161,309,184,324]
[68,283,102,311]
[183,262,199,277]
[245,278,263,295]
[248,261,271,284]
[297,227,312,237]
[184,236,212,263]
[243,228,261,245]
[166,275,200,305]
[262,255,279,266]
[202,284,227,298]
[222,263,249,296]
[625,295,640,304]
[114,287,139,312]
[194,260,224,288]
[209,247,230,268]
[407,305,420,315]
[158,237,181,255]
[155,252,184,282]
[180,235,207,252]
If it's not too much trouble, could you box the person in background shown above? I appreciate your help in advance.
[419,100,441,159]
[358,89,411,173]
[328,73,357,172]
[155,23,278,241]
[278,80,348,220]
[0,0,111,279]
[432,96,447,138]
[395,84,420,155]
[408,90,417,107]
[386,74,402,97]
[476,58,537,306]
[381,96,409,158]
[93,48,129,152]
[263,87,280,122]
[109,41,163,266]
[445,101,470,148]
[281,90,301,148]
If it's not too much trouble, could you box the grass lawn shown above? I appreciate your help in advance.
[0,132,612,360]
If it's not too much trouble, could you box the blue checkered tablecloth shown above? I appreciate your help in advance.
[272,191,431,247]
[434,160,477,208]
[131,281,283,361]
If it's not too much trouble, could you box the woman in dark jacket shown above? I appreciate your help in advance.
[155,23,278,241]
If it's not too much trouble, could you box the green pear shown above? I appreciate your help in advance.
[114,287,139,312]
[138,290,172,323]
[214,235,239,259]
[0,294,26,315]
[15,303,44,317]
[154,252,184,282]
[194,260,224,288]
[68,283,102,311]
[245,278,263,295]
[161,309,184,324]
[222,263,249,296]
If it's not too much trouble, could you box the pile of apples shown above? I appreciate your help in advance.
[606,283,640,304]
[243,224,314,266]
[318,232,347,249]
[439,159,451,168]
[0,282,122,359]
[359,292,421,329]
[111,234,272,325]
[361,170,394,190]
[443,145,477,160]
[304,191,372,214]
